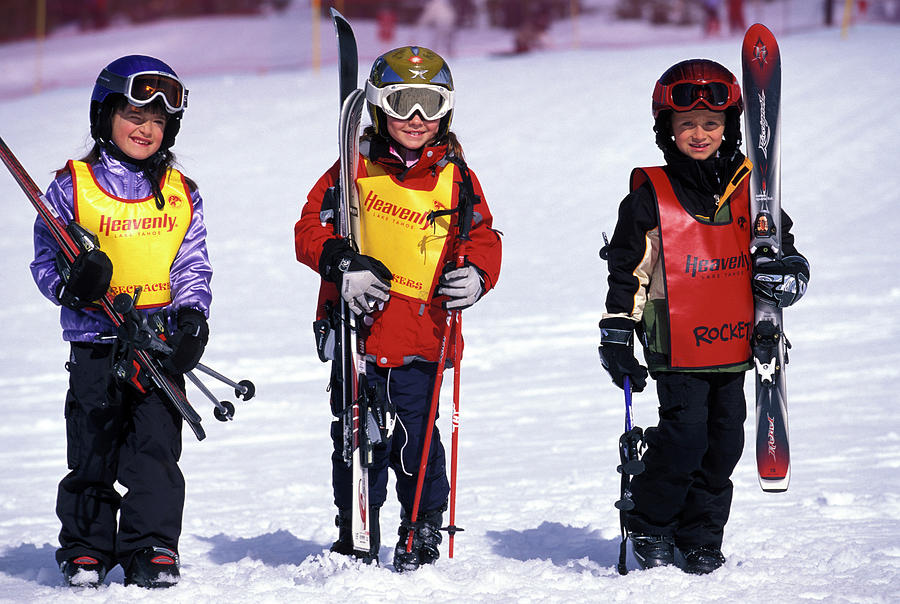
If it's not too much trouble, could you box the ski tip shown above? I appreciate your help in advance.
[745,22,774,37]
[330,7,350,26]
[758,473,789,493]
[760,485,788,493]
[742,22,780,80]
[743,22,779,52]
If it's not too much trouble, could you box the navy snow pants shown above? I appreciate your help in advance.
[625,371,747,550]
[330,360,450,517]
[55,343,185,570]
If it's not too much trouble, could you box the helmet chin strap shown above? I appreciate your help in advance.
[100,140,168,210]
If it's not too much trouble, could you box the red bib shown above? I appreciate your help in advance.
[633,166,753,369]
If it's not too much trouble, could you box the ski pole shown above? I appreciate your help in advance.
[185,370,235,422]
[194,362,256,400]
[405,253,468,554]
[616,376,633,576]
[615,376,645,575]
[624,376,633,432]
[446,306,464,558]
[405,305,454,554]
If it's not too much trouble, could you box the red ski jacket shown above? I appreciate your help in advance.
[295,138,502,367]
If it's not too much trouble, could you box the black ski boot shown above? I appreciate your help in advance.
[123,546,180,588]
[60,554,107,587]
[631,533,675,569]
[330,507,380,564]
[393,508,443,572]
[683,545,726,574]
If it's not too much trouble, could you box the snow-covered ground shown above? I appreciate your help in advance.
[1,4,899,603]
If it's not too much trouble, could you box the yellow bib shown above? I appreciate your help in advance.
[70,160,192,309]
[355,161,455,302]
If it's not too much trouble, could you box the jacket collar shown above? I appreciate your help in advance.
[362,136,450,180]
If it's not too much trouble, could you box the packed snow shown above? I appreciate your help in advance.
[1,4,899,603]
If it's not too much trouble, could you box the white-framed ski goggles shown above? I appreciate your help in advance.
[365,81,454,121]
[98,69,188,113]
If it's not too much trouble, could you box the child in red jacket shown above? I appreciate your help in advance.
[295,46,501,571]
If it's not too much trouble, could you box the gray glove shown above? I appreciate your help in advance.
[342,270,391,315]
[437,264,484,310]
[319,238,392,316]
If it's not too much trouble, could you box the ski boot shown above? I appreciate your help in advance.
[630,533,675,569]
[330,507,380,564]
[60,554,107,587]
[682,545,726,574]
[123,546,180,588]
[393,508,444,572]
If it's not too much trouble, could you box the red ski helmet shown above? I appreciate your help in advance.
[652,59,742,119]
[652,59,744,156]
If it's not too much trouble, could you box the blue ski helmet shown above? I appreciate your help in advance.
[90,55,188,152]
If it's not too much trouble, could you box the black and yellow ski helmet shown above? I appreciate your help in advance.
[365,46,455,139]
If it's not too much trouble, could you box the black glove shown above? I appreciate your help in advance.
[598,317,648,392]
[436,263,484,310]
[55,249,113,309]
[319,238,392,315]
[753,255,809,308]
[162,308,209,374]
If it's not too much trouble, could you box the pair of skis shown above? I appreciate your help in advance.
[331,7,374,556]
[330,10,464,559]
[0,136,255,441]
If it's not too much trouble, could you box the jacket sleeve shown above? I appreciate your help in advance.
[295,160,341,275]
[170,186,213,316]
[30,173,76,305]
[780,208,804,259]
[454,167,502,294]
[603,183,660,322]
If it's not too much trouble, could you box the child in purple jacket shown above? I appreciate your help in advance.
[30,55,212,589]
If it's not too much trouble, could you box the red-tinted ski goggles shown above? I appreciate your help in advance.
[99,69,188,113]
[366,81,454,121]
[657,79,740,112]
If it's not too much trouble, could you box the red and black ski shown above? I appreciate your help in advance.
[742,23,790,492]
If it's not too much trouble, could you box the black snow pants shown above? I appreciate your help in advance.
[625,371,747,550]
[330,360,450,517]
[55,343,185,570]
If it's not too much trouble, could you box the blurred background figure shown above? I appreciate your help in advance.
[453,0,477,28]
[727,0,746,33]
[418,0,458,57]
[512,0,551,54]
[703,0,722,36]
[377,3,397,44]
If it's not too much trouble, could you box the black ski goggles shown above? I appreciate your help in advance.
[662,80,739,112]
[99,69,188,113]
[366,82,454,121]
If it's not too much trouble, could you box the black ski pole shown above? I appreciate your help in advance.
[194,362,256,401]
[615,376,644,575]
[185,371,235,422]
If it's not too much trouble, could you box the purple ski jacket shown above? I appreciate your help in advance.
[30,149,212,342]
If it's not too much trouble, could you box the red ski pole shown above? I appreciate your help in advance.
[447,307,463,557]
[405,306,453,553]
[406,255,465,554]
